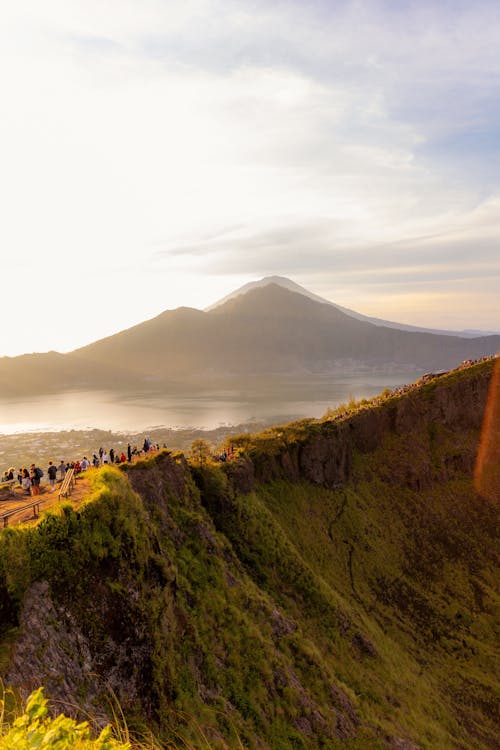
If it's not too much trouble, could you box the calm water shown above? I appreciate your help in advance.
[0,374,419,435]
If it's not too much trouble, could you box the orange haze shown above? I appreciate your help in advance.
[475,356,500,501]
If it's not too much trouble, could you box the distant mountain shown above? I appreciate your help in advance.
[74,283,499,376]
[0,351,138,396]
[0,282,498,396]
[208,275,500,337]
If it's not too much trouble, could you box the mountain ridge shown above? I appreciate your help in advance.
[206,275,500,337]
[74,282,500,373]
[0,281,498,397]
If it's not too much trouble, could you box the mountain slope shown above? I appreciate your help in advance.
[0,350,139,395]
[0,283,498,396]
[207,275,500,337]
[75,283,500,374]
[0,359,498,749]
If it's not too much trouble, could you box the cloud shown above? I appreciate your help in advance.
[153,214,500,280]
[0,0,499,355]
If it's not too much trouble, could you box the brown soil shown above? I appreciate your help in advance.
[1,454,151,529]
[0,473,92,528]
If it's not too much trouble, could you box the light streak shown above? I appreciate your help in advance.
[475,357,500,501]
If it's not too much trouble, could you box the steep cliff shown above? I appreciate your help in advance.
[0,359,498,749]
[225,359,493,491]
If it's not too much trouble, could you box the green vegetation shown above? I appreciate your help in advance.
[0,687,245,750]
[227,358,496,460]
[0,360,497,749]
[189,440,212,468]
[0,688,129,750]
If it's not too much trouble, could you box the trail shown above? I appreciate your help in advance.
[0,473,92,528]
[1,451,157,528]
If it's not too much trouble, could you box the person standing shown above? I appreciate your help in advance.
[30,464,42,495]
[127,443,132,462]
[47,461,57,491]
[109,448,115,463]
[57,460,66,480]
[22,469,31,495]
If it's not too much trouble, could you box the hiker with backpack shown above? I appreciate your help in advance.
[47,461,57,491]
[30,464,43,495]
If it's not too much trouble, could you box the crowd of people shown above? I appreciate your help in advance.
[1,437,165,497]
[214,444,236,462]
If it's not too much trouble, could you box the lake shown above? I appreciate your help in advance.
[0,373,420,435]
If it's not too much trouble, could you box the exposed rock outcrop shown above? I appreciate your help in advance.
[226,361,494,493]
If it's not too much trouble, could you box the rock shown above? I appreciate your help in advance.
[231,363,492,493]
[351,631,377,657]
[270,608,297,639]
[5,581,109,726]
[390,737,422,750]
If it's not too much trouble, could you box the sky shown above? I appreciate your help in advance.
[1,0,499,356]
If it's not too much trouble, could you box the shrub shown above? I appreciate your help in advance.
[0,687,129,750]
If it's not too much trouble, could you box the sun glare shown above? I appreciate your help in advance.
[475,356,500,501]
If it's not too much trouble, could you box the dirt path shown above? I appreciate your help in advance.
[1,451,159,529]
[0,473,93,528]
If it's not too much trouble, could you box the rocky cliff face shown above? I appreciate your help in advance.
[1,456,364,748]
[226,361,494,493]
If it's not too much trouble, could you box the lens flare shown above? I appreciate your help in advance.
[475,356,500,501]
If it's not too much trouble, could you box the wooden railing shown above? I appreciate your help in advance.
[0,499,44,528]
[58,468,75,499]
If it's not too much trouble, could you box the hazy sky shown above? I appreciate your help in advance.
[1,0,499,356]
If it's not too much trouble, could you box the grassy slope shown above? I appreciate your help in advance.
[203,360,499,748]
[0,361,498,749]
[202,472,497,749]
[250,476,498,748]
[0,463,379,750]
